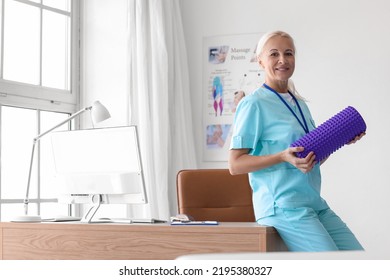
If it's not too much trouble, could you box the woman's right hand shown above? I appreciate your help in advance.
[281,147,316,173]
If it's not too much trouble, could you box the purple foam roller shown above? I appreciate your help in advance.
[290,106,366,162]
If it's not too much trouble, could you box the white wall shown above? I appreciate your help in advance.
[180,0,390,258]
[81,0,390,258]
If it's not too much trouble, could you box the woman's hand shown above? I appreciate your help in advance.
[281,147,316,173]
[347,132,366,145]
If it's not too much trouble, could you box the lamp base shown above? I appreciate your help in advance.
[10,215,42,223]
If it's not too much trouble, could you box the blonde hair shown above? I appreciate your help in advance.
[256,31,305,100]
[256,31,296,58]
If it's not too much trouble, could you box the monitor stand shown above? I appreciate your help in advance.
[80,194,168,224]
[80,194,106,223]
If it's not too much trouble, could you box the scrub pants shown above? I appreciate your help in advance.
[258,206,364,252]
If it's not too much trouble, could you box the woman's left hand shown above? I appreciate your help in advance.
[347,132,366,145]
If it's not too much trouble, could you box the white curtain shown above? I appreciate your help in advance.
[128,0,197,219]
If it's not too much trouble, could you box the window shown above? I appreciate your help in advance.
[0,107,72,220]
[0,0,78,111]
[0,0,79,221]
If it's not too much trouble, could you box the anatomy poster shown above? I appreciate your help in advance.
[203,33,265,161]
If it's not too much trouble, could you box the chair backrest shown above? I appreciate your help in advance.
[176,169,256,222]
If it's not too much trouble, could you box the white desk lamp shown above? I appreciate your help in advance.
[11,101,111,223]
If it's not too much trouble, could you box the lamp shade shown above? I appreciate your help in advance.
[91,101,111,124]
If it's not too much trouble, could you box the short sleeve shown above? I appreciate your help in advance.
[230,96,262,152]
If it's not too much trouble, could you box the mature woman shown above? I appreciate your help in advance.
[229,31,364,251]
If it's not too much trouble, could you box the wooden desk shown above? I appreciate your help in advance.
[0,222,286,260]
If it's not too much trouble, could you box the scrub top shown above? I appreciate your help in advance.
[230,86,329,219]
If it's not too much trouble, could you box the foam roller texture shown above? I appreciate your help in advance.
[290,106,366,162]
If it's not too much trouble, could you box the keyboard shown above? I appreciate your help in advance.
[130,218,167,224]
[42,216,82,222]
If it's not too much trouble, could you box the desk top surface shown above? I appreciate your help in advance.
[0,221,276,233]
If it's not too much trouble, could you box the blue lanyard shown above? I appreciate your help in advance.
[263,83,309,134]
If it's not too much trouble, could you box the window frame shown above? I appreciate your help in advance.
[0,0,80,113]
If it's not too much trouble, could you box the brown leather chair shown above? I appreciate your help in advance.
[176,169,256,222]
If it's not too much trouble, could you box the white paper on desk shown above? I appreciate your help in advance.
[170,221,218,225]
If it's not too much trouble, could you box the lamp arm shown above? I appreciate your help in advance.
[24,140,37,215]
[23,105,92,216]
[34,106,92,141]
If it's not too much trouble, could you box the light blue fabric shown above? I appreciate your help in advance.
[230,86,329,219]
[258,207,364,251]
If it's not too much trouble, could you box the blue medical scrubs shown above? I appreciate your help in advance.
[230,86,363,251]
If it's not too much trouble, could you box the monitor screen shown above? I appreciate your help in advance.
[50,125,147,222]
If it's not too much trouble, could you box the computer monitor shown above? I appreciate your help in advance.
[50,125,147,223]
